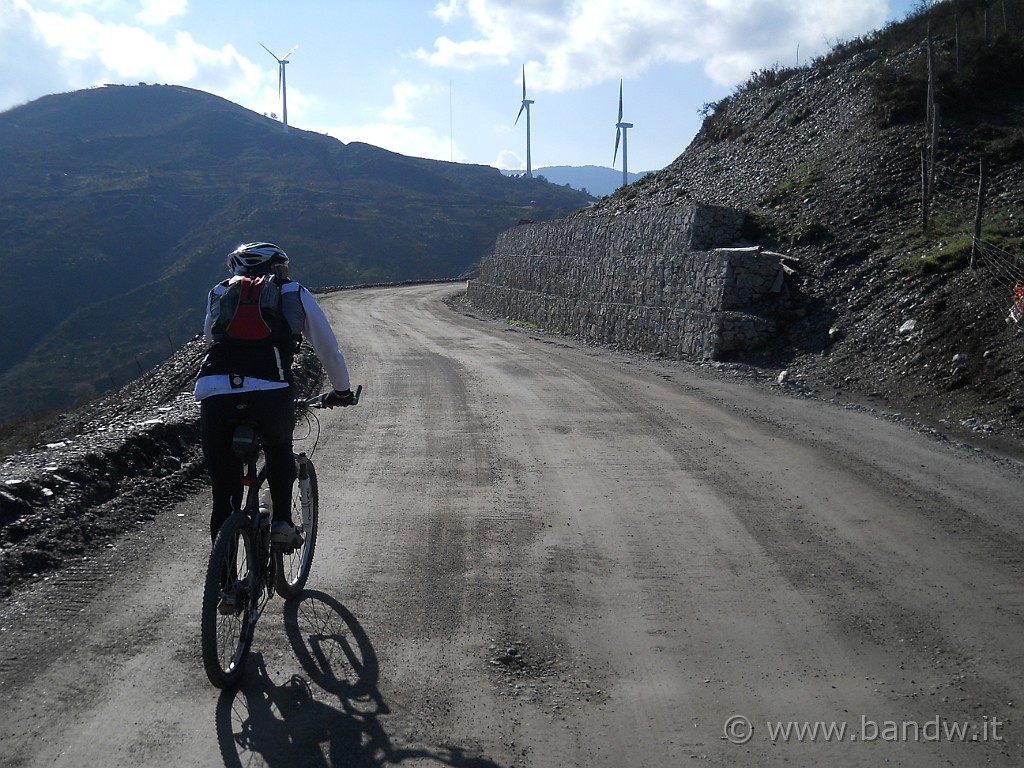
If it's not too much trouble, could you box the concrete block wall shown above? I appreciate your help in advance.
[468,205,785,360]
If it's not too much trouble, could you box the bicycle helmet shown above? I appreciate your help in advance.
[227,242,289,275]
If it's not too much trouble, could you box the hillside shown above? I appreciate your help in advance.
[579,0,1024,452]
[0,85,593,423]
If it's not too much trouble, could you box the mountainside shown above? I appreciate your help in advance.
[0,85,593,423]
[577,0,1024,452]
[7,1,1024,456]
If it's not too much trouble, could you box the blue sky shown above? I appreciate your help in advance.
[2,1,922,173]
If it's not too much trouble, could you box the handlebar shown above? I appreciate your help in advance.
[298,384,362,409]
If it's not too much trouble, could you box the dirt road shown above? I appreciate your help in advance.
[2,282,1023,767]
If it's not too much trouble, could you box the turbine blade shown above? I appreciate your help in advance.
[284,44,299,60]
[515,102,525,126]
[613,127,621,165]
[618,80,623,122]
[259,42,278,59]
[278,66,283,96]
[522,65,527,99]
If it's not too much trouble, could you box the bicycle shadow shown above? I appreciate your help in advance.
[215,590,503,768]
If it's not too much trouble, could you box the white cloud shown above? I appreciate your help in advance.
[418,0,516,69]
[492,149,522,169]
[0,1,65,108]
[382,80,431,121]
[0,0,263,113]
[45,0,120,11]
[325,120,466,164]
[420,35,504,70]
[430,0,461,24]
[136,0,187,25]
[418,0,890,89]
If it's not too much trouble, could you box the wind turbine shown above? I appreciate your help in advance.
[514,65,534,178]
[613,80,633,189]
[260,42,298,133]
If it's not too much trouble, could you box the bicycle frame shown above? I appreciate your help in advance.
[230,417,317,610]
[202,388,358,688]
[229,422,275,617]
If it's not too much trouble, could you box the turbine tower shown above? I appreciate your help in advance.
[260,42,298,133]
[515,65,535,178]
[613,80,633,189]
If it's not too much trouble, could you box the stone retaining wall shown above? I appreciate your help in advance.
[467,205,788,359]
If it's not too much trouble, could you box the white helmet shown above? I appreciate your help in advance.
[227,242,288,276]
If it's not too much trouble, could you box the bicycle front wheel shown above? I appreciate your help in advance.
[201,513,257,688]
[274,453,319,599]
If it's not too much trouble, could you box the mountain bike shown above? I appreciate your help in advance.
[200,386,361,689]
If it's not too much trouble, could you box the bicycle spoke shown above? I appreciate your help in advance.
[274,455,318,599]
[201,514,257,688]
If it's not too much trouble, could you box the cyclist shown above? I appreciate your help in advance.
[194,242,355,549]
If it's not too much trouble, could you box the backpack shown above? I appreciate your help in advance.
[211,274,289,342]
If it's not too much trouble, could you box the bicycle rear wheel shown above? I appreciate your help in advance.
[201,513,257,688]
[274,454,318,599]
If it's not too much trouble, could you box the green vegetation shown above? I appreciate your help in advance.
[744,207,831,247]
[786,104,814,127]
[0,84,594,423]
[745,163,833,246]
[774,163,818,199]
[866,1,1024,125]
[700,0,1024,131]
[979,126,1024,162]
[742,209,777,242]
[915,233,974,274]
[881,204,1024,276]
[508,319,543,331]
[977,208,1024,251]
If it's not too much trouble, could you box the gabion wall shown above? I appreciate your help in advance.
[467,205,786,359]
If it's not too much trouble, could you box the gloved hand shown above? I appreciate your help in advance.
[324,388,355,408]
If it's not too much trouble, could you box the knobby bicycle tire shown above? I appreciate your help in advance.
[274,455,319,599]
[201,512,258,689]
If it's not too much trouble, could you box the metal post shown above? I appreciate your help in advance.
[921,146,930,235]
[972,157,987,269]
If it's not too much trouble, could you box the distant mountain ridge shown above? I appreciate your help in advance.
[501,165,653,196]
[0,84,593,422]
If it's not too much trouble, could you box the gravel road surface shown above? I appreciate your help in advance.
[1,282,1022,767]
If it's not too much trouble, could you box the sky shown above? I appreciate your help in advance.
[2,0,923,173]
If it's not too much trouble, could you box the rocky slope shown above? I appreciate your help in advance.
[0,336,325,596]
[581,27,1024,456]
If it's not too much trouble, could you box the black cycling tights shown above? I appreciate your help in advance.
[200,387,296,542]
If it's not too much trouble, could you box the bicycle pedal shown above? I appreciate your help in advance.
[218,590,244,616]
[271,534,303,551]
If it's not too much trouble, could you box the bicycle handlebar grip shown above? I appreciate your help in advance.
[306,385,361,408]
